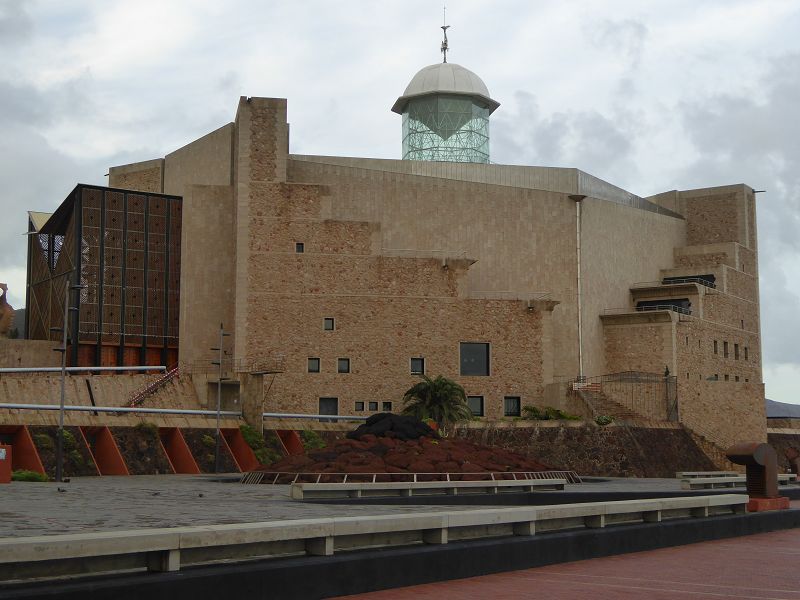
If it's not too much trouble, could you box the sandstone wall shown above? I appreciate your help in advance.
[0,339,61,369]
[164,124,234,197]
[108,159,164,193]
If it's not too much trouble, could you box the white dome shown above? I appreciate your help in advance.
[391,63,500,114]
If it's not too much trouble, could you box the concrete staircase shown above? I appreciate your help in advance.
[575,388,651,422]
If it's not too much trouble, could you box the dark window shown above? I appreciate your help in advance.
[307,357,320,373]
[745,347,749,361]
[745,378,749,382]
[504,396,521,417]
[410,357,425,374]
[460,343,490,376]
[467,395,484,416]
[318,397,338,423]
[713,340,718,354]
[368,401,378,411]
[741,319,745,329]
[724,341,729,358]
[735,376,740,382]
[338,358,350,373]
[323,317,335,331]
[734,344,740,360]
[685,336,688,345]
[354,401,364,411]
[714,374,719,381]
[382,401,392,412]
[295,242,304,253]
[724,374,729,381]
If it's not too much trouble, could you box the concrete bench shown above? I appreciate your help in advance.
[677,471,738,478]
[682,474,796,490]
[0,494,747,582]
[289,478,567,499]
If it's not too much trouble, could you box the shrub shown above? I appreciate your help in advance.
[240,424,266,450]
[62,429,77,451]
[595,415,614,426]
[135,422,159,438]
[522,405,581,421]
[201,434,216,448]
[12,470,48,482]
[68,449,84,466]
[300,429,326,450]
[33,433,54,451]
[254,447,281,466]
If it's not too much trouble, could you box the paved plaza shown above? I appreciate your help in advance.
[0,474,715,538]
[337,528,800,599]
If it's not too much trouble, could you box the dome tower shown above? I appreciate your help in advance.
[391,24,500,163]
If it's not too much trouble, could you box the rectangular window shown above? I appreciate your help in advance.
[685,336,688,345]
[714,374,719,381]
[337,358,350,373]
[713,340,718,354]
[323,317,335,331]
[410,357,425,375]
[318,397,338,423]
[368,401,378,411]
[295,242,304,253]
[741,319,745,329]
[735,376,740,382]
[745,347,749,361]
[382,401,393,412]
[723,341,729,358]
[307,357,320,373]
[724,374,729,381]
[467,395,484,417]
[745,378,749,382]
[460,342,490,376]
[504,396,521,417]
[734,344,740,360]
[354,401,364,411]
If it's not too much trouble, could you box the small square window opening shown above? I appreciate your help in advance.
[307,357,320,373]
[354,401,364,411]
[410,357,425,374]
[382,401,392,412]
[467,395,484,417]
[337,358,350,373]
[368,401,378,411]
[504,396,521,417]
[323,317,335,331]
[295,242,304,253]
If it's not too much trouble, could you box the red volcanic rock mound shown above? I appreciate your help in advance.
[265,433,552,476]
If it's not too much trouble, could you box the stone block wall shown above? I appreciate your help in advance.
[108,159,164,193]
[603,317,675,375]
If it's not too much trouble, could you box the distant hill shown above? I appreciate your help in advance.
[766,398,800,419]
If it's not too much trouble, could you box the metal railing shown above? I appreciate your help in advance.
[571,371,678,422]
[127,366,180,407]
[0,365,167,374]
[0,403,241,418]
[631,277,716,290]
[241,470,582,485]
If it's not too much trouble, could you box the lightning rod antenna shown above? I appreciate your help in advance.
[441,6,450,63]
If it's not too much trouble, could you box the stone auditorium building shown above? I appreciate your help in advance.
[18,56,765,457]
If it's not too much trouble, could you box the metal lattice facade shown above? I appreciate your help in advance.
[402,95,490,163]
[26,185,181,368]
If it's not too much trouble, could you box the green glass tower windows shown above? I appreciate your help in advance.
[402,95,490,163]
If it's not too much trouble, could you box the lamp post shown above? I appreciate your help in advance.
[211,323,230,473]
[52,279,86,483]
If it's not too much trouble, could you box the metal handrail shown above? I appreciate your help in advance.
[0,403,241,417]
[603,305,692,316]
[242,470,582,485]
[632,277,716,289]
[0,365,167,374]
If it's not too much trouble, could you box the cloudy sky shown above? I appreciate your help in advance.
[1,0,799,402]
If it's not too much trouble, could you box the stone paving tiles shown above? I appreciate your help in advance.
[336,528,800,599]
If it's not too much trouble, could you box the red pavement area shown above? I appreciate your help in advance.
[336,528,800,599]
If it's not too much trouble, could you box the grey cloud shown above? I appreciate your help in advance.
[0,0,32,46]
[586,19,648,66]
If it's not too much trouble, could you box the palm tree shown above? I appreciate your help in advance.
[402,375,473,436]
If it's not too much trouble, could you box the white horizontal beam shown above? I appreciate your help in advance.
[0,403,240,417]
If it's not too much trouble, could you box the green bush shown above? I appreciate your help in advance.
[240,424,266,450]
[254,447,281,466]
[595,415,614,426]
[135,422,159,438]
[33,433,54,451]
[201,434,216,448]
[300,429,326,450]
[522,405,581,421]
[62,429,77,451]
[68,449,85,466]
[12,470,49,482]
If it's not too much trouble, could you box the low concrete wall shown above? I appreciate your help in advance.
[0,339,60,369]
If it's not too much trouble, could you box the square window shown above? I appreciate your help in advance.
[504,396,521,417]
[467,395,484,417]
[410,357,425,374]
[354,401,364,411]
[323,317,335,331]
[460,342,490,376]
[319,397,338,423]
[307,357,320,373]
[382,401,392,412]
[337,358,350,373]
[295,242,304,253]
[368,401,378,411]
